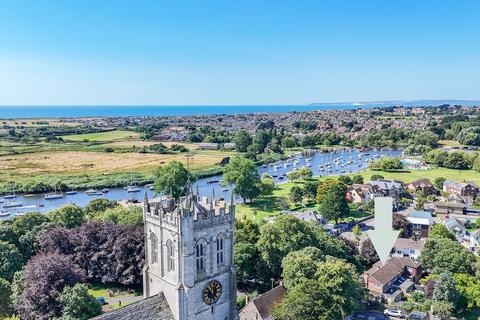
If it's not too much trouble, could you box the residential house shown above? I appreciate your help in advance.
[239,285,286,320]
[407,179,437,196]
[443,180,479,199]
[433,201,466,216]
[407,211,434,238]
[470,230,480,254]
[368,179,404,197]
[392,238,425,260]
[348,184,374,204]
[363,257,422,303]
[443,218,468,239]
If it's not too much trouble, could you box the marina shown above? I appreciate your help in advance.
[0,148,401,219]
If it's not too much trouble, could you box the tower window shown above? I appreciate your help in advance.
[166,240,175,271]
[216,235,224,265]
[150,233,158,264]
[196,240,206,272]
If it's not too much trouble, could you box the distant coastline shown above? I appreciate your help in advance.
[0,100,479,119]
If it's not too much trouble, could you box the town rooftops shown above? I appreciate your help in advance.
[444,217,466,231]
[368,179,404,190]
[365,257,420,286]
[393,238,425,252]
[91,293,174,320]
[407,211,434,226]
[240,285,287,320]
[409,179,434,188]
[444,180,478,189]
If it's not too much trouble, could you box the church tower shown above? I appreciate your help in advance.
[143,188,238,320]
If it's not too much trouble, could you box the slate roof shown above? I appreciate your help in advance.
[407,211,434,225]
[368,179,403,191]
[394,238,425,251]
[444,218,466,231]
[365,257,420,286]
[91,293,174,320]
[241,285,286,320]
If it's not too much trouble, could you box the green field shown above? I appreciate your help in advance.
[357,168,480,184]
[61,130,140,141]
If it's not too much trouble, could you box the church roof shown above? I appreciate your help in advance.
[90,293,174,320]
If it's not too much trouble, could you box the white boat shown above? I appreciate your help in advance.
[221,188,229,192]
[0,211,10,217]
[85,189,99,195]
[65,191,77,195]
[101,188,110,193]
[44,193,64,200]
[4,194,17,199]
[126,186,141,193]
[3,201,22,208]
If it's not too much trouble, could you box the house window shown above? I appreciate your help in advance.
[150,233,158,264]
[196,240,206,272]
[216,235,224,265]
[166,240,175,271]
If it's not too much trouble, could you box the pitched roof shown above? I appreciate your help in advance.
[407,211,434,225]
[91,293,174,320]
[444,218,466,231]
[394,238,425,251]
[368,179,403,191]
[409,179,434,188]
[243,285,286,320]
[365,257,420,286]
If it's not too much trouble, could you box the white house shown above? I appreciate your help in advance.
[392,238,425,260]
[470,230,480,254]
[443,218,468,239]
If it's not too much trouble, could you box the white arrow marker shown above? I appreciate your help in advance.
[366,197,400,265]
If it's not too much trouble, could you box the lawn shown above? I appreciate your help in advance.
[357,168,480,185]
[61,130,140,142]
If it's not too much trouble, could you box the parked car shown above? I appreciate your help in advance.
[384,308,403,318]
[408,311,427,320]
[96,297,107,305]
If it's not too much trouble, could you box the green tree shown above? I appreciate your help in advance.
[454,273,480,308]
[316,180,350,224]
[83,199,119,219]
[257,215,319,278]
[233,130,252,152]
[260,176,275,195]
[47,205,85,228]
[434,177,446,190]
[234,242,258,282]
[274,257,360,320]
[58,284,102,320]
[93,205,143,225]
[433,272,457,304]
[0,278,12,317]
[289,185,304,204]
[351,175,364,184]
[154,161,191,199]
[281,247,323,289]
[297,167,313,180]
[338,175,353,185]
[431,301,453,320]
[429,224,456,241]
[0,241,23,281]
[420,238,476,275]
[223,157,261,202]
[304,181,319,201]
[370,174,384,181]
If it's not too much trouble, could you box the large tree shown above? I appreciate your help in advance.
[420,238,476,275]
[15,253,85,320]
[316,180,350,224]
[274,257,360,320]
[0,278,12,317]
[47,205,85,228]
[154,160,191,199]
[233,129,253,152]
[433,272,457,305]
[223,157,261,202]
[429,224,456,241]
[281,247,324,290]
[58,284,102,320]
[0,241,23,281]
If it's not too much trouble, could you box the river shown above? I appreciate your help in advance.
[0,148,401,219]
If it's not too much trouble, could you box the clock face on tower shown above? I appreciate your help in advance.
[202,280,222,305]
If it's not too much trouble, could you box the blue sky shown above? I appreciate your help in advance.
[0,0,478,105]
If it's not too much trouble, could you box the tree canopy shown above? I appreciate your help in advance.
[223,157,261,202]
[154,161,191,199]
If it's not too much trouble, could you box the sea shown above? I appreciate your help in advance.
[0,100,478,118]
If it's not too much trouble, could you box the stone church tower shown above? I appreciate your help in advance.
[143,188,238,320]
